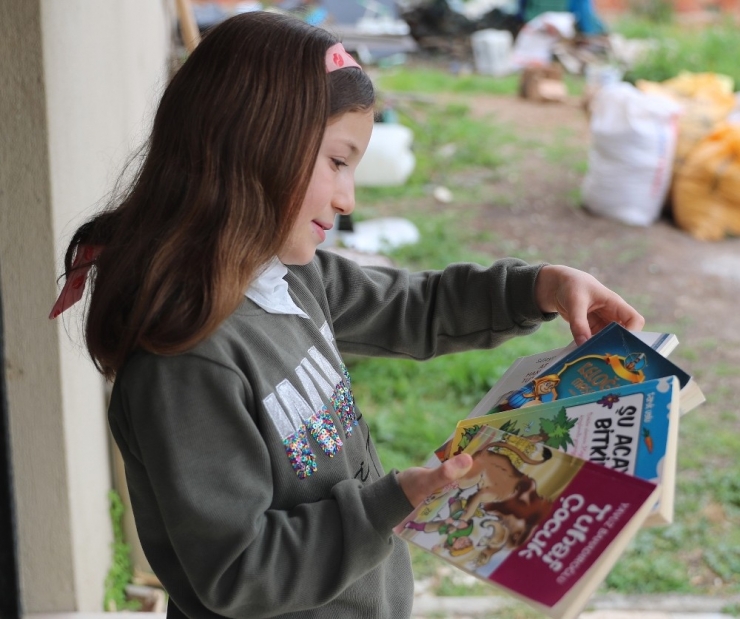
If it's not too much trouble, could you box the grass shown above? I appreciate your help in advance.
[103,490,140,611]
[348,33,740,601]
[375,67,523,96]
[613,17,740,86]
[356,98,519,205]
[351,327,571,472]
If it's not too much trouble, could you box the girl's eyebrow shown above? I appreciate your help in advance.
[331,138,360,155]
[326,136,360,154]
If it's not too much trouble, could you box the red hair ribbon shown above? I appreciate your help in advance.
[325,42,361,73]
[49,244,103,319]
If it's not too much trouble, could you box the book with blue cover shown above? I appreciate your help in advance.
[489,322,697,413]
[456,324,704,427]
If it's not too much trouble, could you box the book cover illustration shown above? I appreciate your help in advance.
[396,425,659,619]
[489,323,691,415]
[448,376,680,525]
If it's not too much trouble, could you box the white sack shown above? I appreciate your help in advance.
[581,82,683,226]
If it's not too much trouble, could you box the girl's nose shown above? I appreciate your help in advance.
[332,176,356,215]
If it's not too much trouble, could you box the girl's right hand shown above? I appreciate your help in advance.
[396,454,473,509]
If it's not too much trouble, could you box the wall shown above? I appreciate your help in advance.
[0,0,171,611]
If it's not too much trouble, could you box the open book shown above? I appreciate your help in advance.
[403,323,704,618]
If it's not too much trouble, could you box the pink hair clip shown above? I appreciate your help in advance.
[49,244,103,319]
[325,42,361,73]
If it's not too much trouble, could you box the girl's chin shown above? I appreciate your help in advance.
[277,248,317,266]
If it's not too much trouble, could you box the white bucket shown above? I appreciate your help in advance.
[471,29,513,76]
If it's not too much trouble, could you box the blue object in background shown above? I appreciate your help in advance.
[305,7,328,25]
[568,0,607,34]
[517,0,606,34]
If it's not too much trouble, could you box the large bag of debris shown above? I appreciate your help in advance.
[581,82,683,226]
[672,122,740,241]
[637,72,736,179]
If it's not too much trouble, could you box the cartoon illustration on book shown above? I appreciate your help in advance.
[454,408,579,457]
[401,433,559,572]
[497,374,561,410]
[494,348,649,413]
[401,495,498,564]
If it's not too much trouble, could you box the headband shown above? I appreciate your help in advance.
[325,42,361,72]
[49,244,103,319]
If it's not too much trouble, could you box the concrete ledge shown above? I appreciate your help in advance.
[25,594,740,619]
[588,594,740,613]
[410,594,740,617]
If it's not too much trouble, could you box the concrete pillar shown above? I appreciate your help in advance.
[0,0,171,611]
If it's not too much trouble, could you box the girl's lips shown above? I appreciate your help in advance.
[312,220,328,243]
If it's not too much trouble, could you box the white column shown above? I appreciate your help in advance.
[0,0,171,611]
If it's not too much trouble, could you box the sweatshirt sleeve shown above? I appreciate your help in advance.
[309,251,557,359]
[111,353,414,619]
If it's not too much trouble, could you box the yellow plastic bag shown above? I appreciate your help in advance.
[672,122,740,241]
[637,72,737,173]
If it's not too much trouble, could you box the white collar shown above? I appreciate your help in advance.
[245,257,309,319]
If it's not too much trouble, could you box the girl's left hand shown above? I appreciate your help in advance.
[534,264,645,346]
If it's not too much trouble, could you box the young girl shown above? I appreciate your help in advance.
[51,11,644,619]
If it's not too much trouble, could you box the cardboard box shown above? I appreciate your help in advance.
[519,64,568,102]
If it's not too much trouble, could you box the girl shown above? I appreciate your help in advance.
[51,11,644,619]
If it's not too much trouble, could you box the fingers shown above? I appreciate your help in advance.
[397,454,473,508]
[586,292,646,339]
[570,321,592,347]
[612,303,646,332]
[536,265,644,345]
[563,294,593,346]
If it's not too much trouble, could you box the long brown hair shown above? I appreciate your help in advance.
[61,12,375,379]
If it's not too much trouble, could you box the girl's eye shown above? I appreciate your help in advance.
[331,158,348,169]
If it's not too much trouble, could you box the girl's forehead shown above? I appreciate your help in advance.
[322,110,374,148]
[326,109,374,129]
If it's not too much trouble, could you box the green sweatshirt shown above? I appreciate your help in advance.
[108,250,552,619]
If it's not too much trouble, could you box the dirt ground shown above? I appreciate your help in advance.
[444,93,740,422]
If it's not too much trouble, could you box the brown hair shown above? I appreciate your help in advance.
[61,12,375,379]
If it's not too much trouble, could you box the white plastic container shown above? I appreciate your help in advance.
[354,123,415,187]
[471,29,513,76]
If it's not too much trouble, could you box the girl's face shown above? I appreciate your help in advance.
[278,109,374,265]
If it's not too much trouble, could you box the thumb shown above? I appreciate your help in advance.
[437,453,474,485]
[397,454,474,508]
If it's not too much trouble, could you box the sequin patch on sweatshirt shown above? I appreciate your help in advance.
[331,375,357,436]
[306,406,342,456]
[283,426,317,479]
